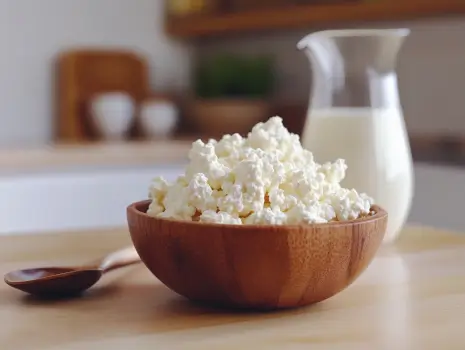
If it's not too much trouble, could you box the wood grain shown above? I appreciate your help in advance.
[166,0,465,38]
[127,200,387,310]
[2,225,465,349]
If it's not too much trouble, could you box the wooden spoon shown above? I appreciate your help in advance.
[4,246,140,297]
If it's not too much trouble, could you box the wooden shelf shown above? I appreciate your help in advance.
[166,0,465,38]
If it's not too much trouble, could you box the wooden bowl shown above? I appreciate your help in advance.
[127,200,387,310]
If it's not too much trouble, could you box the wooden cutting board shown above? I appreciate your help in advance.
[55,49,150,142]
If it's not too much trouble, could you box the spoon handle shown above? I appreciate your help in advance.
[98,246,141,273]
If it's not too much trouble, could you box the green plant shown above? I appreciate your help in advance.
[194,54,275,99]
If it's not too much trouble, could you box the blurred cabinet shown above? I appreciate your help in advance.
[167,0,219,16]
[166,0,465,38]
[231,0,358,11]
[230,0,289,11]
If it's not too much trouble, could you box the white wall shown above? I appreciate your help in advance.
[0,0,191,147]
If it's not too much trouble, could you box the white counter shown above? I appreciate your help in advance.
[0,162,463,234]
[408,163,465,232]
[0,163,187,234]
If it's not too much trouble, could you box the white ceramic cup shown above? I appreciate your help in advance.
[90,92,135,141]
[140,100,178,139]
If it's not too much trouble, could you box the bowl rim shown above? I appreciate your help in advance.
[127,200,388,230]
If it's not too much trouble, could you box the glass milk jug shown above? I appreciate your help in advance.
[298,29,414,243]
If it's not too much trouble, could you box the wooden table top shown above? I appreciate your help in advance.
[1,226,465,349]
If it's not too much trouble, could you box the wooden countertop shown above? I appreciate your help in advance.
[1,226,465,349]
[0,139,194,173]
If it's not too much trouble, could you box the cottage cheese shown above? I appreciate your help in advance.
[147,116,374,225]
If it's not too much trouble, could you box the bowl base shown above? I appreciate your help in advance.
[184,296,323,312]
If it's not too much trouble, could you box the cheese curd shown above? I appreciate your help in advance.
[147,116,374,225]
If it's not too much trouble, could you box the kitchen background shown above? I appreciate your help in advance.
[1,0,464,235]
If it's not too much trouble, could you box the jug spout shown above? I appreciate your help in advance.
[297,28,410,110]
[297,28,410,51]
[298,28,410,72]
[298,28,410,73]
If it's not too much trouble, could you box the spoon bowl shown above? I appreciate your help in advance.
[4,247,140,298]
[5,268,103,297]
